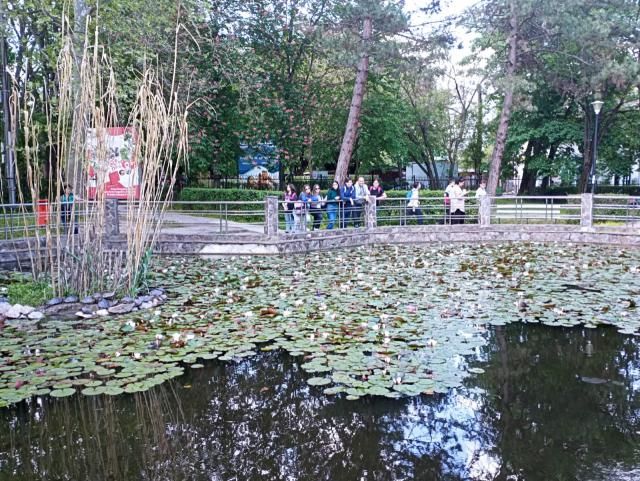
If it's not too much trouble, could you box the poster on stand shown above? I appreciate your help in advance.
[87,127,140,199]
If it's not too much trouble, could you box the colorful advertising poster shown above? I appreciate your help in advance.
[87,127,140,200]
[238,142,280,185]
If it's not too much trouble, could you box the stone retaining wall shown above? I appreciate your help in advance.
[2,225,640,269]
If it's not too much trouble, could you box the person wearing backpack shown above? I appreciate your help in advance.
[407,182,424,225]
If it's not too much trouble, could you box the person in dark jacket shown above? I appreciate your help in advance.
[340,178,356,228]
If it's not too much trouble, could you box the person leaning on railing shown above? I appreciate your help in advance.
[325,181,341,229]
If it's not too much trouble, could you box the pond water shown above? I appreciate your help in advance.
[1,243,640,480]
[1,324,639,481]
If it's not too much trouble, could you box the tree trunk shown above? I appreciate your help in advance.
[334,16,372,184]
[487,2,518,196]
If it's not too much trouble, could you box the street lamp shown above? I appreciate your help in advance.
[590,98,604,194]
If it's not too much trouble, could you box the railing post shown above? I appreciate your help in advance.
[105,198,120,236]
[264,196,279,236]
[365,195,377,229]
[479,196,491,227]
[581,193,593,228]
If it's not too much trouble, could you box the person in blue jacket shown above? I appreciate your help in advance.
[340,178,356,228]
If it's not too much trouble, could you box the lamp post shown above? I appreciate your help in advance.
[590,99,604,194]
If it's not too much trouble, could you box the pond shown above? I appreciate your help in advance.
[1,243,640,480]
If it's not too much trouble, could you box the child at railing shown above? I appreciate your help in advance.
[61,184,78,234]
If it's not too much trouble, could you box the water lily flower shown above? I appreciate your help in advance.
[395,376,402,385]
[244,311,253,318]
[322,332,329,339]
[126,320,136,328]
[294,299,303,306]
[115,351,121,357]
[383,337,391,344]
[283,310,291,317]
[155,334,164,340]
[372,324,380,331]
[185,333,195,341]
[319,304,327,311]
[426,339,437,347]
[309,333,315,340]
[280,292,287,299]
[240,285,247,291]
[172,333,181,342]
[133,352,142,359]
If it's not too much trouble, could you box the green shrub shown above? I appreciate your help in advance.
[7,280,54,306]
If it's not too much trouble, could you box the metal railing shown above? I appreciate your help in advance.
[4,194,640,241]
[593,195,640,225]
[488,196,582,225]
[0,201,100,240]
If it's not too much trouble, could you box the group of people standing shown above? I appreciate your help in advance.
[282,176,487,232]
[282,176,387,232]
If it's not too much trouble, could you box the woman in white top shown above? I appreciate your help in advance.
[450,178,467,224]
[407,182,424,225]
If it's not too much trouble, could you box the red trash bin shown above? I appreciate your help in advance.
[37,199,49,226]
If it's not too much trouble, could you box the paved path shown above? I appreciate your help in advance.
[121,212,265,236]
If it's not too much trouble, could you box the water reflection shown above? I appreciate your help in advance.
[1,324,639,481]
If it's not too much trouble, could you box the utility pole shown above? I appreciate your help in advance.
[0,3,16,204]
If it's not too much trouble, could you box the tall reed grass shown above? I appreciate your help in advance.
[6,10,188,297]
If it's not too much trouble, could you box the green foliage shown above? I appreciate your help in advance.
[179,188,278,203]
[7,280,54,307]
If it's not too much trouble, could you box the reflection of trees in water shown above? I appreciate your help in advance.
[1,333,639,481]
[474,324,640,481]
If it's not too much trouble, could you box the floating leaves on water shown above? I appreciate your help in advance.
[49,388,75,398]
[307,377,331,386]
[1,243,639,407]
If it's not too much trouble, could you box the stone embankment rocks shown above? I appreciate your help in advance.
[0,288,167,322]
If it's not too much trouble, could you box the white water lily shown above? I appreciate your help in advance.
[154,310,161,316]
[319,304,327,311]
[172,333,181,342]
[372,324,380,331]
[243,311,253,318]
[240,285,247,291]
[309,333,315,340]
[155,334,164,340]
[294,299,304,306]
[185,333,195,341]
[283,310,291,317]
[115,351,121,357]
[280,292,287,299]
[322,332,329,339]
[133,352,142,360]
[426,339,437,347]
[383,337,391,344]
[126,320,136,328]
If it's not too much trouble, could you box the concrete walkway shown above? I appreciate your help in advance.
[120,212,265,236]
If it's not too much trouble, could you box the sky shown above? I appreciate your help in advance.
[404,0,480,63]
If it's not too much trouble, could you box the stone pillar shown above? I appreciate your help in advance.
[479,196,491,227]
[264,196,279,236]
[365,195,377,229]
[581,193,593,228]
[105,198,120,236]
